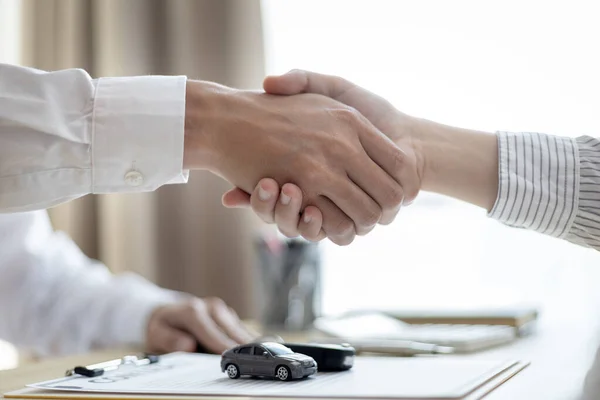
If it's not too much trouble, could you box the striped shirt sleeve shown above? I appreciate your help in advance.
[488,132,600,251]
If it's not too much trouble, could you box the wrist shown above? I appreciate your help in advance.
[412,117,499,211]
[183,80,234,172]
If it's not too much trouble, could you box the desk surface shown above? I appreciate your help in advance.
[1,315,598,400]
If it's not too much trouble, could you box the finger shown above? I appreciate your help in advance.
[274,183,303,238]
[321,172,382,235]
[265,70,396,128]
[394,142,421,206]
[250,178,280,224]
[169,302,237,354]
[148,324,196,354]
[205,298,254,344]
[356,115,406,184]
[360,134,417,210]
[314,196,356,246]
[354,118,409,222]
[347,154,403,226]
[263,69,354,98]
[222,188,251,208]
[298,206,326,242]
[230,306,262,339]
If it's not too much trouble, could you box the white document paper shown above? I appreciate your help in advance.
[29,353,521,399]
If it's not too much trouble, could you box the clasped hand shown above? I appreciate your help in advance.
[219,70,424,244]
[183,78,419,245]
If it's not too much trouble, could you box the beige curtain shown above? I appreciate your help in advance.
[20,0,267,318]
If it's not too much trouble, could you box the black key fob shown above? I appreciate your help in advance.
[283,342,355,371]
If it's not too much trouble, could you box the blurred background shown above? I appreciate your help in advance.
[3,0,600,374]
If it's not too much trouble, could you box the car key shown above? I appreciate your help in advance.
[282,342,355,371]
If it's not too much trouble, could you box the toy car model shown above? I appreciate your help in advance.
[221,342,317,381]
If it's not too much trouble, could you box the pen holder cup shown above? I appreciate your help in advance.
[255,238,322,331]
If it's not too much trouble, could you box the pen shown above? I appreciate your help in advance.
[65,354,159,377]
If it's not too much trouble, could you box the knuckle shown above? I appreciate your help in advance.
[357,220,377,236]
[330,232,355,246]
[204,296,226,310]
[391,148,406,173]
[333,218,354,237]
[341,142,363,161]
[383,185,404,209]
[185,301,203,316]
[379,208,400,226]
[301,162,330,197]
[405,187,420,205]
[361,206,382,227]
[228,306,240,318]
[302,169,321,189]
[363,224,376,235]
[300,158,322,183]
[330,106,362,125]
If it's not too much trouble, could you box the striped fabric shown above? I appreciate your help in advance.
[488,132,600,250]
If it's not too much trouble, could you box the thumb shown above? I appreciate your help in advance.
[222,188,251,208]
[263,69,308,95]
[263,69,354,99]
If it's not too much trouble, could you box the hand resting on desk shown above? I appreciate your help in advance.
[146,297,258,355]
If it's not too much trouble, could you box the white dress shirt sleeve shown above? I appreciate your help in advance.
[0,63,189,213]
[0,211,182,356]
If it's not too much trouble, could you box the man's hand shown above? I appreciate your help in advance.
[145,297,257,354]
[183,80,412,245]
[264,70,417,150]
[222,178,324,241]
[222,70,425,242]
[258,70,497,213]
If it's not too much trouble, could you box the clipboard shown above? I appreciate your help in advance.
[3,352,529,400]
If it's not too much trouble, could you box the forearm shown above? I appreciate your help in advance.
[410,117,499,211]
[409,116,600,251]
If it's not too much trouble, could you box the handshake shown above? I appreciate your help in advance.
[185,70,426,245]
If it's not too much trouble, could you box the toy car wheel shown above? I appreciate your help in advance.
[275,365,291,381]
[226,364,240,379]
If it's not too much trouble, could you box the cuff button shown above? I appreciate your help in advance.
[124,171,144,187]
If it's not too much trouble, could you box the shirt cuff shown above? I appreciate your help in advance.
[564,136,600,248]
[92,76,188,193]
[488,131,579,238]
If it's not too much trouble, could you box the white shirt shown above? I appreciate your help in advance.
[0,210,181,356]
[0,63,190,355]
[0,63,189,213]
